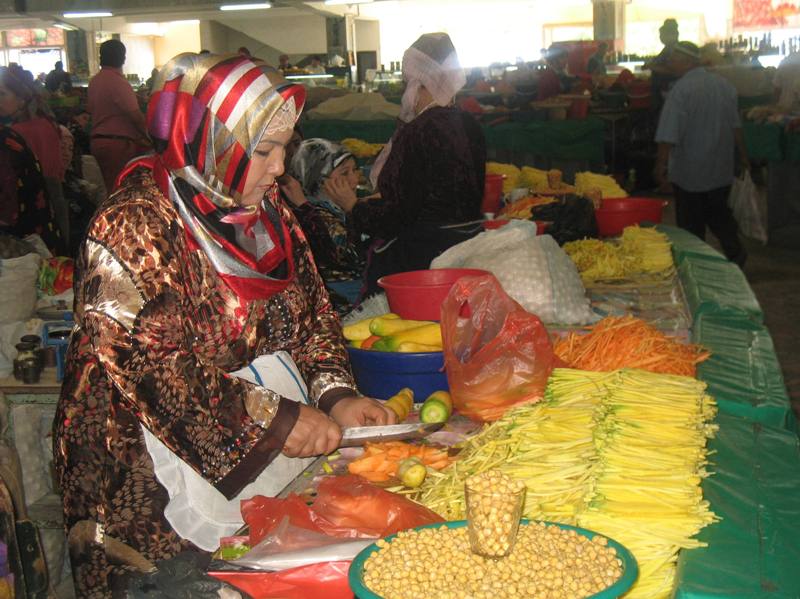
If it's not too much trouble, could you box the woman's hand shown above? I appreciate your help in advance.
[323,176,358,213]
[282,404,342,457]
[329,396,398,428]
[279,175,308,207]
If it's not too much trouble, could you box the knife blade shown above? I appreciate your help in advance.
[339,422,445,447]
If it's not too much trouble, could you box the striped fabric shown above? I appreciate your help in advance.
[121,53,306,300]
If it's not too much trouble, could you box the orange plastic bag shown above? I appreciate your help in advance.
[241,475,443,545]
[441,274,558,422]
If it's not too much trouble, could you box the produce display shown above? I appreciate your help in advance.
[360,522,624,599]
[498,195,556,219]
[344,314,443,352]
[347,441,452,483]
[554,315,710,377]
[341,137,384,158]
[564,225,674,283]
[574,171,628,199]
[413,368,717,598]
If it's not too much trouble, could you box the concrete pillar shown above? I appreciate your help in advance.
[592,0,625,52]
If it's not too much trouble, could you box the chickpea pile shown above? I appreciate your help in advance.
[361,522,623,599]
[465,470,526,557]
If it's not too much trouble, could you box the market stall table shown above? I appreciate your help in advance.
[227,223,800,599]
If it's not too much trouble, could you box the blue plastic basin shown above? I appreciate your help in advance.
[347,347,449,401]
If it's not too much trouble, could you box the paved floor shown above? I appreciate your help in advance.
[662,199,800,420]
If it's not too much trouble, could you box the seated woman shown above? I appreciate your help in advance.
[280,138,366,309]
[53,53,393,598]
[342,32,487,294]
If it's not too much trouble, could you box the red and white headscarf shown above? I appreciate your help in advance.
[120,53,306,300]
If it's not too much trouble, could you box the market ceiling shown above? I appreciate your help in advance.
[0,0,395,29]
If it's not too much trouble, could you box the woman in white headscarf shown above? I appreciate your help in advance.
[323,33,486,294]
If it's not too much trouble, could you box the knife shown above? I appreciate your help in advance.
[339,422,445,447]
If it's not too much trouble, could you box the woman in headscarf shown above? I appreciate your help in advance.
[330,32,486,295]
[0,65,70,245]
[281,138,366,310]
[0,126,64,253]
[53,53,393,597]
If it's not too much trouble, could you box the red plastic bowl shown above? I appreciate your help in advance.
[378,268,490,321]
[595,197,667,237]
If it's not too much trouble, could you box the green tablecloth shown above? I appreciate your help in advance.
[662,223,800,597]
[743,121,784,162]
[301,117,606,163]
[742,120,800,163]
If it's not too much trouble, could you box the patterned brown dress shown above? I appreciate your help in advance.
[53,169,356,597]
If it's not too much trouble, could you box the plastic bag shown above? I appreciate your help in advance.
[728,171,767,244]
[430,220,595,325]
[441,274,559,422]
[241,475,443,545]
[210,560,352,599]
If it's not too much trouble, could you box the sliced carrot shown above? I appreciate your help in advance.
[360,335,382,350]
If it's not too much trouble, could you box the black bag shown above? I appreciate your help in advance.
[530,195,598,245]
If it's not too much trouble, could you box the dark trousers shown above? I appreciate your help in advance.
[673,184,746,265]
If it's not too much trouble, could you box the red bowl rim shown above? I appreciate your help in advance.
[377,268,491,290]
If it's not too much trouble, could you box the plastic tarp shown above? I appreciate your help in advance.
[482,118,606,163]
[674,413,800,598]
[742,121,784,163]
[692,310,792,430]
[678,259,763,322]
[301,118,605,162]
[656,224,727,265]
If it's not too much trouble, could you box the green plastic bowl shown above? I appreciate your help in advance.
[349,519,638,599]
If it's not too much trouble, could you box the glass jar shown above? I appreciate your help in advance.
[465,481,525,558]
[13,342,37,381]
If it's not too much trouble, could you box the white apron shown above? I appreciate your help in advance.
[142,352,315,551]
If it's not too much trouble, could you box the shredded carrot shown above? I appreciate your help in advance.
[347,441,453,482]
[554,316,710,377]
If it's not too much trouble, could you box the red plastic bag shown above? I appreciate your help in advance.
[241,475,443,545]
[209,560,352,599]
[441,274,558,422]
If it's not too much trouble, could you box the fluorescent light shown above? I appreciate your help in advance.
[53,22,79,31]
[63,11,113,18]
[286,74,335,79]
[324,0,374,5]
[219,2,271,10]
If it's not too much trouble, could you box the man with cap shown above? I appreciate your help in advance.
[343,32,486,294]
[645,18,681,110]
[654,41,749,266]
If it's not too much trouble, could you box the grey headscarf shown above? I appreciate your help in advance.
[289,138,353,197]
[288,138,354,220]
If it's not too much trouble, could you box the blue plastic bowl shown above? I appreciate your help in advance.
[349,519,639,599]
[347,347,449,401]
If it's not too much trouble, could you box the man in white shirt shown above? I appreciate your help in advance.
[655,41,750,266]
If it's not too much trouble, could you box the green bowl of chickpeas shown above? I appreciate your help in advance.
[349,519,638,599]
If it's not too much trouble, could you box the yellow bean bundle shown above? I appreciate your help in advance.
[413,368,717,599]
[564,226,674,283]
